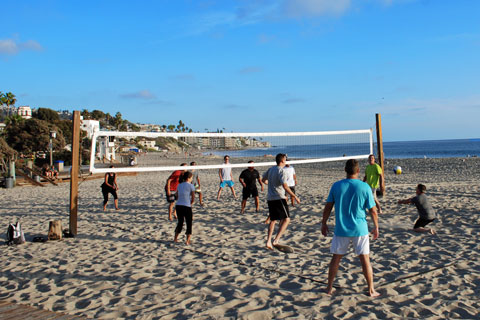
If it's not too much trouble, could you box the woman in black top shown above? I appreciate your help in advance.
[102,165,119,211]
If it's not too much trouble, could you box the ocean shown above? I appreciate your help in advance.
[211,138,480,159]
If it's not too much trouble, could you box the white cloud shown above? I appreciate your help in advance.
[223,104,245,110]
[258,33,276,44]
[181,0,415,37]
[283,98,306,104]
[281,0,352,18]
[0,39,17,55]
[0,38,43,55]
[239,66,264,74]
[170,74,196,80]
[120,90,156,100]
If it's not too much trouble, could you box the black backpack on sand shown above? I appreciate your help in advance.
[6,222,25,245]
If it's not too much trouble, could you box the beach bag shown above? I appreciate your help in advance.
[48,220,63,240]
[6,222,26,245]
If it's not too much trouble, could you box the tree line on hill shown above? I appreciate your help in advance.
[1,107,85,168]
[0,91,197,170]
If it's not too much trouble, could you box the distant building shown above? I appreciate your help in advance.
[137,123,164,132]
[179,136,268,149]
[57,110,73,120]
[17,106,32,119]
[138,139,157,150]
[98,136,116,162]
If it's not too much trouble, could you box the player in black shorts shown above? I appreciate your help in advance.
[262,154,300,250]
[239,161,264,214]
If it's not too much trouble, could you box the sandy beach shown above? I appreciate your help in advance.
[1,155,480,319]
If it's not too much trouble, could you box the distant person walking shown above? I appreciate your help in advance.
[190,161,204,206]
[283,161,298,207]
[102,165,119,211]
[262,153,300,250]
[174,171,196,245]
[165,163,187,220]
[239,160,264,213]
[322,159,380,297]
[398,184,436,235]
[363,154,385,214]
[217,155,237,200]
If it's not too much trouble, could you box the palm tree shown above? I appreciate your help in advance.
[81,109,90,119]
[0,92,5,118]
[4,114,23,126]
[177,120,185,132]
[5,92,16,116]
[114,112,123,130]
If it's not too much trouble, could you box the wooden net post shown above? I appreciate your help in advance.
[375,113,385,191]
[69,111,81,236]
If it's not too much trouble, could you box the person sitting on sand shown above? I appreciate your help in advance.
[101,165,119,211]
[42,164,53,179]
[217,155,237,200]
[239,160,264,214]
[190,161,204,206]
[363,154,385,214]
[174,171,195,245]
[322,159,380,297]
[50,166,59,179]
[262,153,300,250]
[165,163,187,221]
[398,184,436,235]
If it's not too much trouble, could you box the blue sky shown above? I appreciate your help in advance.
[1,0,479,141]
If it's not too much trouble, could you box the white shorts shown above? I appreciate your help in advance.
[371,187,378,200]
[330,235,370,255]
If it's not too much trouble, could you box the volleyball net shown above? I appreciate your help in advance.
[89,129,373,174]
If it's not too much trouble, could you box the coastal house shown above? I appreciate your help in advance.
[137,123,164,132]
[138,139,158,150]
[57,110,73,120]
[17,106,32,119]
[97,136,116,162]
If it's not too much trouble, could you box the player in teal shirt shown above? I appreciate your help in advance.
[326,178,375,236]
[322,159,380,297]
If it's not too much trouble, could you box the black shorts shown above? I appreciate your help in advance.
[242,187,259,200]
[289,186,295,194]
[267,199,290,221]
[414,218,435,229]
[166,192,178,203]
[101,185,118,200]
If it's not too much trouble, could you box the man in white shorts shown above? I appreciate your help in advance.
[321,159,380,297]
[283,161,297,206]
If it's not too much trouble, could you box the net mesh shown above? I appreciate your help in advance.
[89,129,373,173]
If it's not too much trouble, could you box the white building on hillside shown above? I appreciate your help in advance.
[17,106,32,119]
[138,139,158,150]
